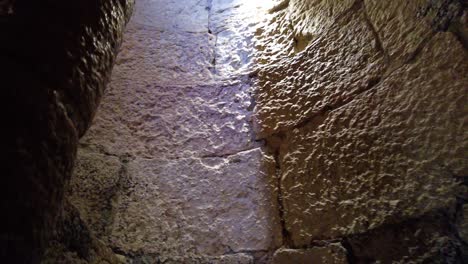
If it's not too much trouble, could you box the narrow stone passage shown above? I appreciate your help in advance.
[71,0,282,263]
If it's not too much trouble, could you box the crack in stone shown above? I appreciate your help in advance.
[269,137,293,248]
[206,0,218,73]
[361,0,390,64]
[259,74,383,140]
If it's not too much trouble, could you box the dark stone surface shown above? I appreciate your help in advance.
[0,0,133,262]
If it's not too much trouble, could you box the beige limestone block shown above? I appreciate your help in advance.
[109,148,282,257]
[279,33,467,246]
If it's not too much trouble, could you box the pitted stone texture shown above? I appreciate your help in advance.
[278,33,467,246]
[209,0,277,78]
[109,149,281,257]
[82,82,257,159]
[364,0,464,65]
[68,148,122,239]
[254,0,357,67]
[133,0,209,32]
[110,23,215,86]
[72,0,282,261]
[288,0,356,42]
[254,10,386,138]
[254,9,296,65]
[272,245,347,264]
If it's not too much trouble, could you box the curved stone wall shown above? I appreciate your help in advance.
[253,0,468,262]
[1,0,133,262]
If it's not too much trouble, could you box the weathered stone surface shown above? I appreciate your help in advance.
[209,0,276,78]
[65,0,467,262]
[250,0,467,261]
[68,0,284,262]
[253,7,386,138]
[364,0,464,65]
[112,22,215,86]
[1,0,133,262]
[278,32,467,245]
[288,0,356,41]
[272,244,348,264]
[68,148,123,239]
[133,0,209,33]
[253,8,295,65]
[109,148,281,257]
[42,200,121,264]
[82,82,258,159]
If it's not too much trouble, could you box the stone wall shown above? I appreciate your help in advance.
[253,0,468,263]
[1,0,133,262]
[7,0,465,263]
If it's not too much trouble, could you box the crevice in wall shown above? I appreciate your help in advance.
[361,1,389,64]
[406,33,437,64]
[265,133,292,248]
[77,142,128,160]
[341,238,358,264]
[206,0,217,73]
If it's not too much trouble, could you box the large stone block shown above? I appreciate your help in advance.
[109,148,282,257]
[82,82,258,159]
[209,0,276,78]
[278,33,467,246]
[108,23,216,86]
[254,9,386,138]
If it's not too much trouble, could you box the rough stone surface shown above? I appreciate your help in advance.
[82,82,258,159]
[66,0,467,263]
[109,149,281,257]
[107,22,216,86]
[254,7,386,138]
[272,244,347,264]
[253,0,468,262]
[279,32,467,245]
[1,0,133,262]
[41,200,122,264]
[68,148,124,238]
[364,0,465,65]
[70,0,282,263]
